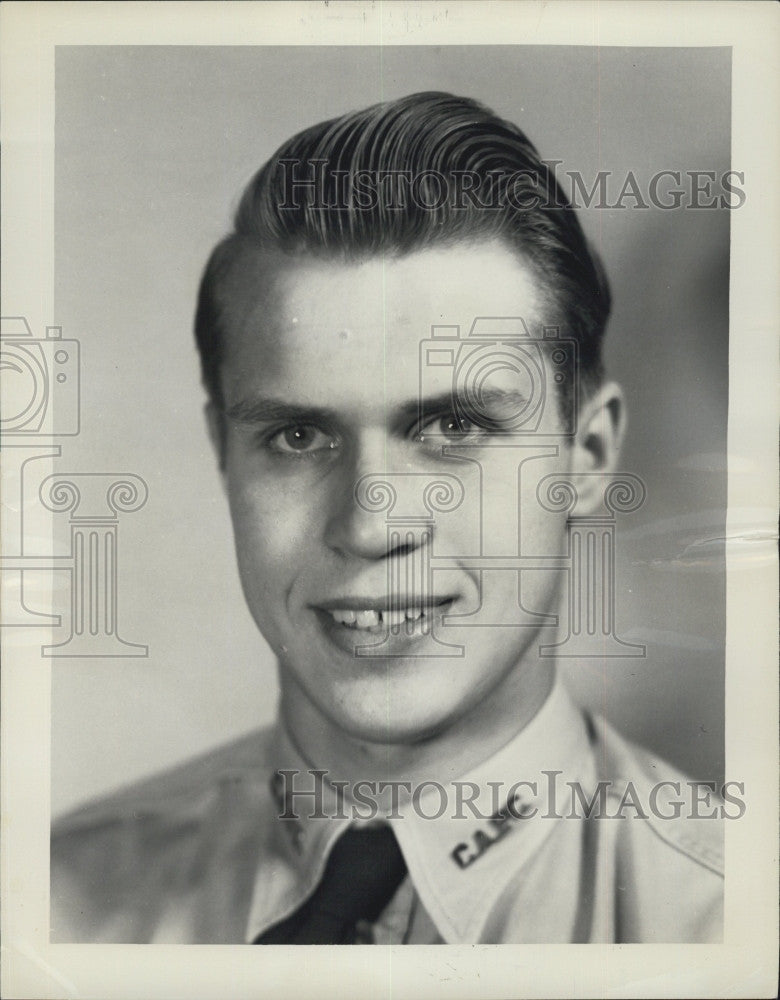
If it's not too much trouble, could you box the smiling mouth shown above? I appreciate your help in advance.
[318,599,454,634]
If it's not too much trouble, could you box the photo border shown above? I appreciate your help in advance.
[2,2,777,998]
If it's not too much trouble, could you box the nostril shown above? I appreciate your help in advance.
[325,507,431,562]
[387,527,430,559]
[327,461,436,560]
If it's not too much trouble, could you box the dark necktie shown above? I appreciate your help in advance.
[254,823,407,944]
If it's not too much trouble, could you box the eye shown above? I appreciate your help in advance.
[267,424,338,455]
[416,413,484,444]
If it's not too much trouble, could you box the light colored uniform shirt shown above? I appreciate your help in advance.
[51,682,723,944]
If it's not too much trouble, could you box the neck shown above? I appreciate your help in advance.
[279,659,556,787]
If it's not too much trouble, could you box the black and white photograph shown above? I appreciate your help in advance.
[1,3,777,998]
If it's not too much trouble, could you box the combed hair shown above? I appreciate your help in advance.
[195,92,610,412]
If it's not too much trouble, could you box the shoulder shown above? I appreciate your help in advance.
[53,725,276,834]
[51,726,277,942]
[583,712,724,942]
[589,714,725,875]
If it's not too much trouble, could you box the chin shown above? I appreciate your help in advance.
[326,682,468,747]
[333,711,451,747]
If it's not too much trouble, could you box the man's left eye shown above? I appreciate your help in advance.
[416,414,484,443]
[268,425,337,455]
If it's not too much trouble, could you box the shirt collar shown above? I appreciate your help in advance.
[245,678,590,944]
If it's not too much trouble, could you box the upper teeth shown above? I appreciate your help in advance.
[329,608,426,628]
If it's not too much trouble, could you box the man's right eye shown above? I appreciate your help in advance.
[266,425,338,456]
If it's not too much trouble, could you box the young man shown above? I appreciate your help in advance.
[51,92,723,944]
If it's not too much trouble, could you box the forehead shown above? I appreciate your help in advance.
[217,242,551,403]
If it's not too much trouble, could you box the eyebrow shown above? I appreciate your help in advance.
[224,387,530,428]
[406,388,531,427]
[224,397,340,426]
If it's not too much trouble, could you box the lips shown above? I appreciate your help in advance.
[327,606,430,633]
[313,595,456,645]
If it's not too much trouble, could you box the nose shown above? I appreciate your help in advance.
[323,437,425,562]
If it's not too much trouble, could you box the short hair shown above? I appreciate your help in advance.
[195,91,610,416]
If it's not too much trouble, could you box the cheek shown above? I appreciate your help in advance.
[481,452,571,552]
[226,473,320,587]
[517,501,570,555]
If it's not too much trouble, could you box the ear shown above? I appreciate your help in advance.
[204,401,227,475]
[568,381,626,512]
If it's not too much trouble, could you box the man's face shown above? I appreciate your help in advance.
[211,242,577,746]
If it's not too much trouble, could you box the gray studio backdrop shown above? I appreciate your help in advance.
[51,46,729,816]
